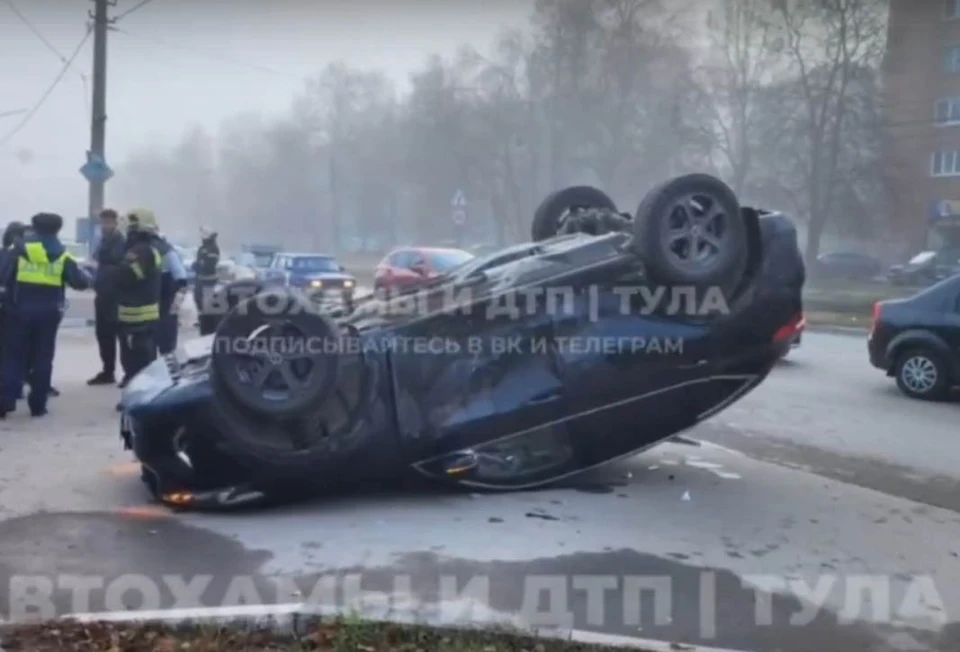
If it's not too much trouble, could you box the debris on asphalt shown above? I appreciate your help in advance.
[488,517,504,523]
[0,618,629,651]
[526,511,561,521]
[681,491,691,501]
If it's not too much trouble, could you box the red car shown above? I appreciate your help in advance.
[374,247,474,293]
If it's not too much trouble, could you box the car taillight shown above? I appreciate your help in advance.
[773,313,803,343]
[870,302,882,335]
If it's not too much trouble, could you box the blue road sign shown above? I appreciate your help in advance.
[79,151,113,183]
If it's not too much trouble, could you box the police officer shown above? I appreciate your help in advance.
[0,221,61,399]
[0,213,91,417]
[87,208,128,387]
[193,228,220,333]
[148,228,188,355]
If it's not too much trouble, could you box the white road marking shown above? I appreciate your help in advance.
[684,460,724,470]
[710,471,742,480]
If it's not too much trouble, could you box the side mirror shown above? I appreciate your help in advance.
[339,265,347,272]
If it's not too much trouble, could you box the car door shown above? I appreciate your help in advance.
[947,286,960,368]
[407,251,430,286]
[391,251,421,288]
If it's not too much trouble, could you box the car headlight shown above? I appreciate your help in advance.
[343,280,354,289]
[310,280,323,288]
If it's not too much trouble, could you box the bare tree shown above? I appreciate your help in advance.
[698,0,786,194]
[771,0,886,260]
[114,0,888,256]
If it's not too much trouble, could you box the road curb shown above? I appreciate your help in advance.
[805,324,867,336]
[59,602,753,652]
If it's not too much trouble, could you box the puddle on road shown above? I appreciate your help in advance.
[0,511,273,618]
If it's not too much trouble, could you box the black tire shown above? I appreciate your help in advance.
[531,186,618,241]
[894,348,950,401]
[631,174,748,296]
[206,322,374,479]
[210,287,341,418]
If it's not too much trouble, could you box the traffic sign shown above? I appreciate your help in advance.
[452,209,467,225]
[451,189,467,207]
[80,151,113,184]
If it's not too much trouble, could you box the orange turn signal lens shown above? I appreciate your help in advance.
[162,492,195,505]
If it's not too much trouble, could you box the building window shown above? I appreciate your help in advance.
[946,46,960,73]
[947,0,960,19]
[932,150,960,176]
[935,98,960,124]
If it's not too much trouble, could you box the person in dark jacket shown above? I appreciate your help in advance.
[0,222,28,366]
[193,228,220,323]
[149,228,188,355]
[0,222,27,297]
[87,208,128,386]
[117,210,163,383]
[0,213,91,417]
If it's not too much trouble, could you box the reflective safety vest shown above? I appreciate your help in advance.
[117,247,163,324]
[16,242,70,287]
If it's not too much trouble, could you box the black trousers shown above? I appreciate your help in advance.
[195,282,220,336]
[94,296,121,376]
[119,324,157,379]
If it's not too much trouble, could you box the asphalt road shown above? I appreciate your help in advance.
[63,290,95,325]
[0,331,956,651]
[694,331,960,513]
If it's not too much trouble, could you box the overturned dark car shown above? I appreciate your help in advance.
[119,174,805,509]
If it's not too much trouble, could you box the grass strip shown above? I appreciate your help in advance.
[0,617,650,651]
[805,310,870,330]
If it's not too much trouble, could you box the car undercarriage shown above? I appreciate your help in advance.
[119,174,805,510]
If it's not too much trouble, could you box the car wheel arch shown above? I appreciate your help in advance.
[885,330,952,370]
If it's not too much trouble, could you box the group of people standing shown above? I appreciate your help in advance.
[0,207,219,418]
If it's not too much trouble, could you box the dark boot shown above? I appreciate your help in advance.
[117,375,131,389]
[48,387,60,397]
[87,371,115,386]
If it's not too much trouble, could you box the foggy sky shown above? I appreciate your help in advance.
[0,0,533,224]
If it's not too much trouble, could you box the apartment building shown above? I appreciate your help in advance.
[885,0,960,252]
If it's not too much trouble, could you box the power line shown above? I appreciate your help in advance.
[0,28,92,148]
[3,0,91,119]
[2,0,66,61]
[111,26,307,80]
[114,0,160,22]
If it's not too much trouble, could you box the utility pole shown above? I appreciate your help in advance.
[86,0,112,220]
